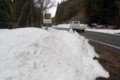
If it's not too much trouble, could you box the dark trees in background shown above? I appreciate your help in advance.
[113,0,120,29]
[55,0,79,25]
[0,0,30,28]
[55,0,120,28]
[0,0,54,29]
[86,0,119,26]
[0,0,12,29]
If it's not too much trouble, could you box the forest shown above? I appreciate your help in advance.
[0,0,53,29]
[0,0,120,29]
[55,0,120,29]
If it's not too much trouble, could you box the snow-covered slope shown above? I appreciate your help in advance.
[0,28,109,80]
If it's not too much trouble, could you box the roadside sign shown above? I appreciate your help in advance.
[44,13,51,19]
[43,13,52,24]
[44,19,52,24]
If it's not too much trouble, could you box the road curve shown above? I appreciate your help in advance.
[79,31,120,53]
[53,27,120,53]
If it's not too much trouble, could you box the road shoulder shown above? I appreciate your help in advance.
[89,41,120,80]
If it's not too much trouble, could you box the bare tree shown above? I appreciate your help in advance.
[0,0,30,28]
[26,0,35,27]
[35,0,55,12]
[117,0,120,16]
[34,0,55,27]
[0,0,54,28]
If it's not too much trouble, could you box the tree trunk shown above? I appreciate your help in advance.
[16,0,29,28]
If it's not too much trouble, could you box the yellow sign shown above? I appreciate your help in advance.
[44,13,51,19]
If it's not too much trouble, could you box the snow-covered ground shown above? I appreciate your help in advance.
[53,24,120,35]
[86,29,120,35]
[0,27,109,80]
[52,24,88,29]
[52,24,70,28]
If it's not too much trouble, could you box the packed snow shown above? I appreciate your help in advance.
[86,29,120,35]
[0,27,109,80]
[52,24,88,29]
[52,24,70,28]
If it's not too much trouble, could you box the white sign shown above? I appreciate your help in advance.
[44,19,52,24]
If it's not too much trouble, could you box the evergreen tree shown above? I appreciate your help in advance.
[55,0,119,28]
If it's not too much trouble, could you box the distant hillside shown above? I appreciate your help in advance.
[55,0,120,28]
[55,0,87,24]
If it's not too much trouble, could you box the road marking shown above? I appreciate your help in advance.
[88,39,120,50]
[113,34,120,36]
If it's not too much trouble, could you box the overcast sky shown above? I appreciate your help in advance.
[48,0,63,17]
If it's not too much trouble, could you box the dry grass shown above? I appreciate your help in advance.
[89,41,120,80]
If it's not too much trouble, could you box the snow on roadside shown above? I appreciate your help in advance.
[52,24,88,29]
[86,29,120,35]
[52,24,70,28]
[0,28,109,80]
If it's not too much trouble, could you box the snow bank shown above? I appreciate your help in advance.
[86,29,120,35]
[0,28,109,80]
[52,24,70,28]
[52,24,88,29]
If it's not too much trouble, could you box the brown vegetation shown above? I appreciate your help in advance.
[89,41,120,80]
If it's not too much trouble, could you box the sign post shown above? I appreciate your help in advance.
[43,13,52,30]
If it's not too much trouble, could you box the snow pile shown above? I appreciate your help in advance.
[86,29,120,35]
[53,24,70,28]
[0,28,109,80]
[53,24,88,29]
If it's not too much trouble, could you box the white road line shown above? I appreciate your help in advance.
[89,39,120,50]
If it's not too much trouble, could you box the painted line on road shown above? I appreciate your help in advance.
[114,33,120,36]
[88,39,120,50]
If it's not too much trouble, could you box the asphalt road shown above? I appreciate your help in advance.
[79,31,120,53]
[53,27,120,53]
